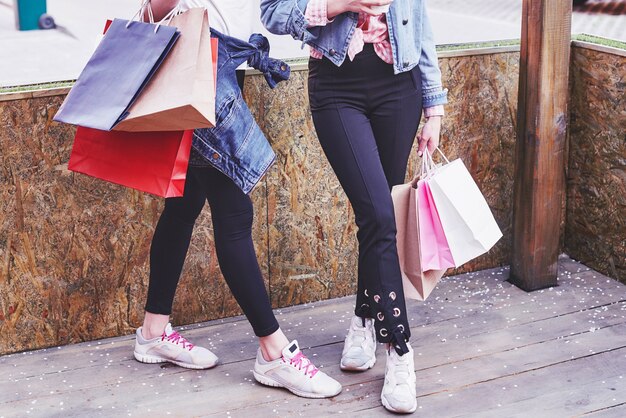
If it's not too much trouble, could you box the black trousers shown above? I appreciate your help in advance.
[308,44,423,355]
[145,164,280,338]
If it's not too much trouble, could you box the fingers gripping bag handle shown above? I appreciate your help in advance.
[127,0,182,32]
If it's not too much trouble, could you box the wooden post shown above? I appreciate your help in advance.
[510,0,572,291]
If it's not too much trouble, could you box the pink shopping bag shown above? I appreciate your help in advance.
[417,179,455,272]
[391,180,446,301]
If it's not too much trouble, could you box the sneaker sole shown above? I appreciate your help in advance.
[381,393,417,414]
[340,355,376,371]
[252,370,341,399]
[133,351,218,370]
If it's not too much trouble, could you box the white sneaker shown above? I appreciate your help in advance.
[381,344,417,413]
[134,323,218,370]
[340,316,377,371]
[253,340,342,399]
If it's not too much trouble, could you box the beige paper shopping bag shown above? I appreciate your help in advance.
[114,8,216,132]
[391,179,446,301]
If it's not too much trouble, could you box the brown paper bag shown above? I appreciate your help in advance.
[392,178,446,301]
[114,8,215,132]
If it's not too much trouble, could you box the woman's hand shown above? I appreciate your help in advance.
[328,0,394,19]
[144,0,179,22]
[417,116,442,157]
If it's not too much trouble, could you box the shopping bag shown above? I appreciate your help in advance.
[54,9,180,130]
[114,8,217,132]
[68,127,193,198]
[426,150,503,267]
[392,180,446,301]
[416,179,455,271]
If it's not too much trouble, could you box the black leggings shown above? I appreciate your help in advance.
[308,44,423,355]
[145,165,280,338]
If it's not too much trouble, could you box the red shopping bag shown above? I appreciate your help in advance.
[68,127,193,198]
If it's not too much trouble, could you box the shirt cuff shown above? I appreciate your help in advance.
[304,0,333,27]
[424,105,445,118]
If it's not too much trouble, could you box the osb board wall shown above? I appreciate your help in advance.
[247,52,520,309]
[0,97,265,355]
[566,46,626,283]
[0,51,519,355]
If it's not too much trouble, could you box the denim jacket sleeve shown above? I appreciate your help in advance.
[419,7,448,108]
[260,0,312,41]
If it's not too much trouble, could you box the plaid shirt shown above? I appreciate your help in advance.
[306,0,393,64]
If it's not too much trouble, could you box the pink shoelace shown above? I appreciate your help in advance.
[283,352,319,378]
[161,330,194,351]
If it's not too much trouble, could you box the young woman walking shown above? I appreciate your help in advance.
[260,0,448,412]
[132,0,341,399]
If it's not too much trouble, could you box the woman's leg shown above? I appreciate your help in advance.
[309,54,421,411]
[198,166,287,359]
[200,165,342,398]
[143,167,207,338]
[368,65,423,351]
[308,51,413,354]
[369,67,423,190]
[135,167,219,369]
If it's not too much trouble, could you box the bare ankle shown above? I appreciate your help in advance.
[142,312,170,339]
[142,325,165,340]
[260,346,282,362]
[259,328,289,361]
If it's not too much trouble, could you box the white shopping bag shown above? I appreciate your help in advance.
[426,150,503,267]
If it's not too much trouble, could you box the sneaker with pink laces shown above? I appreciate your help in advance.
[134,323,218,370]
[253,340,342,398]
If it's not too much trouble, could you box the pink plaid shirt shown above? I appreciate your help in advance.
[305,0,444,118]
[305,0,393,64]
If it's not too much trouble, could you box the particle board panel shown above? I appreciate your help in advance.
[566,46,626,284]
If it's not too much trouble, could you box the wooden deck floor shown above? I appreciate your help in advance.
[2,255,626,417]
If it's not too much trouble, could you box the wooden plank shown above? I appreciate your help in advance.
[0,257,594,370]
[571,41,626,59]
[0,87,70,103]
[3,293,625,416]
[215,322,626,417]
[1,262,622,414]
[510,0,573,290]
[436,45,520,59]
[264,336,626,418]
[419,347,626,417]
[1,262,616,385]
[1,263,621,393]
[582,403,626,418]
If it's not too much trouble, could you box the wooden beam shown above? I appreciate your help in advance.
[510,0,572,291]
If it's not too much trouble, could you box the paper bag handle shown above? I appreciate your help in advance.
[127,0,181,32]
[419,147,451,179]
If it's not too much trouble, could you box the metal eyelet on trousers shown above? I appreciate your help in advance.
[379,328,388,337]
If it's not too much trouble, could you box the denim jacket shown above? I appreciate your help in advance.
[260,0,447,108]
[192,29,291,194]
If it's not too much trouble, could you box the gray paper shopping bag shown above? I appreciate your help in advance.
[54,18,180,131]
[114,8,216,132]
